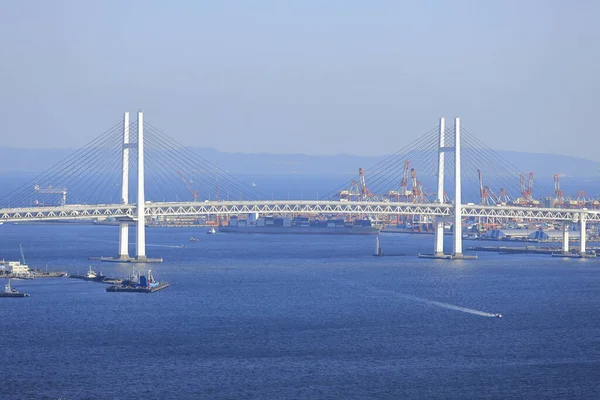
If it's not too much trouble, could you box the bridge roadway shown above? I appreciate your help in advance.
[1,201,599,223]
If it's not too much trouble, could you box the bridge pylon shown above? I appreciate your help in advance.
[420,117,475,260]
[135,110,147,261]
[433,117,447,257]
[118,111,131,260]
[452,117,465,259]
[109,110,160,263]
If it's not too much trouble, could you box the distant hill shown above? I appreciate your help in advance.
[0,146,598,178]
[0,146,598,201]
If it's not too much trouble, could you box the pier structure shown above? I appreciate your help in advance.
[562,222,570,254]
[579,211,587,255]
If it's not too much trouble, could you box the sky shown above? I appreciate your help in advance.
[0,1,599,161]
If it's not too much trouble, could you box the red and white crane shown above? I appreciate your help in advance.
[176,170,199,201]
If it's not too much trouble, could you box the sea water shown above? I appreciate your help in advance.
[1,224,599,399]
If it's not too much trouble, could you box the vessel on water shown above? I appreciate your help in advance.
[373,236,383,256]
[1,279,30,297]
[68,266,112,283]
[207,227,217,235]
[189,236,199,242]
[220,216,379,235]
[106,270,169,293]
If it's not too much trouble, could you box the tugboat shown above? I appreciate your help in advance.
[69,266,106,282]
[106,270,169,293]
[0,279,30,297]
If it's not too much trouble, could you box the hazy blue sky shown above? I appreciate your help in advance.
[1,1,598,160]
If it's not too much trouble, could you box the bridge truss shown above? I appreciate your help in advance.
[2,201,598,223]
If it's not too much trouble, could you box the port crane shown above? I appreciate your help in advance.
[176,171,199,201]
[553,174,565,206]
[400,160,411,201]
[410,168,428,203]
[516,172,536,205]
[497,188,511,204]
[475,170,500,231]
[477,169,495,205]
[358,168,378,202]
[337,180,361,201]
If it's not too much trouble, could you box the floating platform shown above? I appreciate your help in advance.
[89,256,163,263]
[418,254,478,260]
[467,246,556,255]
[106,282,169,293]
[551,252,597,258]
[69,275,123,284]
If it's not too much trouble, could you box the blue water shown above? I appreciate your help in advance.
[1,224,600,399]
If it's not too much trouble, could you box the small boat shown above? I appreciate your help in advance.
[0,279,30,297]
[189,237,199,242]
[495,313,503,318]
[86,266,98,279]
[69,266,106,282]
[373,236,383,256]
[207,227,216,235]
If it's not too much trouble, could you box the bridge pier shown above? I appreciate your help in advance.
[118,111,130,260]
[579,212,587,256]
[562,222,570,254]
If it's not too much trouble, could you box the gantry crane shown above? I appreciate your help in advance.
[176,171,199,201]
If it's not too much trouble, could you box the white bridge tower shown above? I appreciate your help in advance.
[424,117,470,259]
[117,110,152,262]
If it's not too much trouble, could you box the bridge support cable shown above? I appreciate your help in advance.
[143,134,221,202]
[322,126,440,202]
[0,121,125,208]
[460,128,554,203]
[459,134,522,203]
[143,122,265,202]
[364,133,440,201]
[142,131,262,204]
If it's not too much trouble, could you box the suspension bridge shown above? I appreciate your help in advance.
[1,112,598,261]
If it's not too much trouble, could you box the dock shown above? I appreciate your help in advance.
[106,281,169,293]
[89,256,163,263]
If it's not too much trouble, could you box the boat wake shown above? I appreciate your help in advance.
[339,279,500,318]
[146,244,186,249]
[400,294,499,317]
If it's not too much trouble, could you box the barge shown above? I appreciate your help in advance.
[106,270,168,293]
